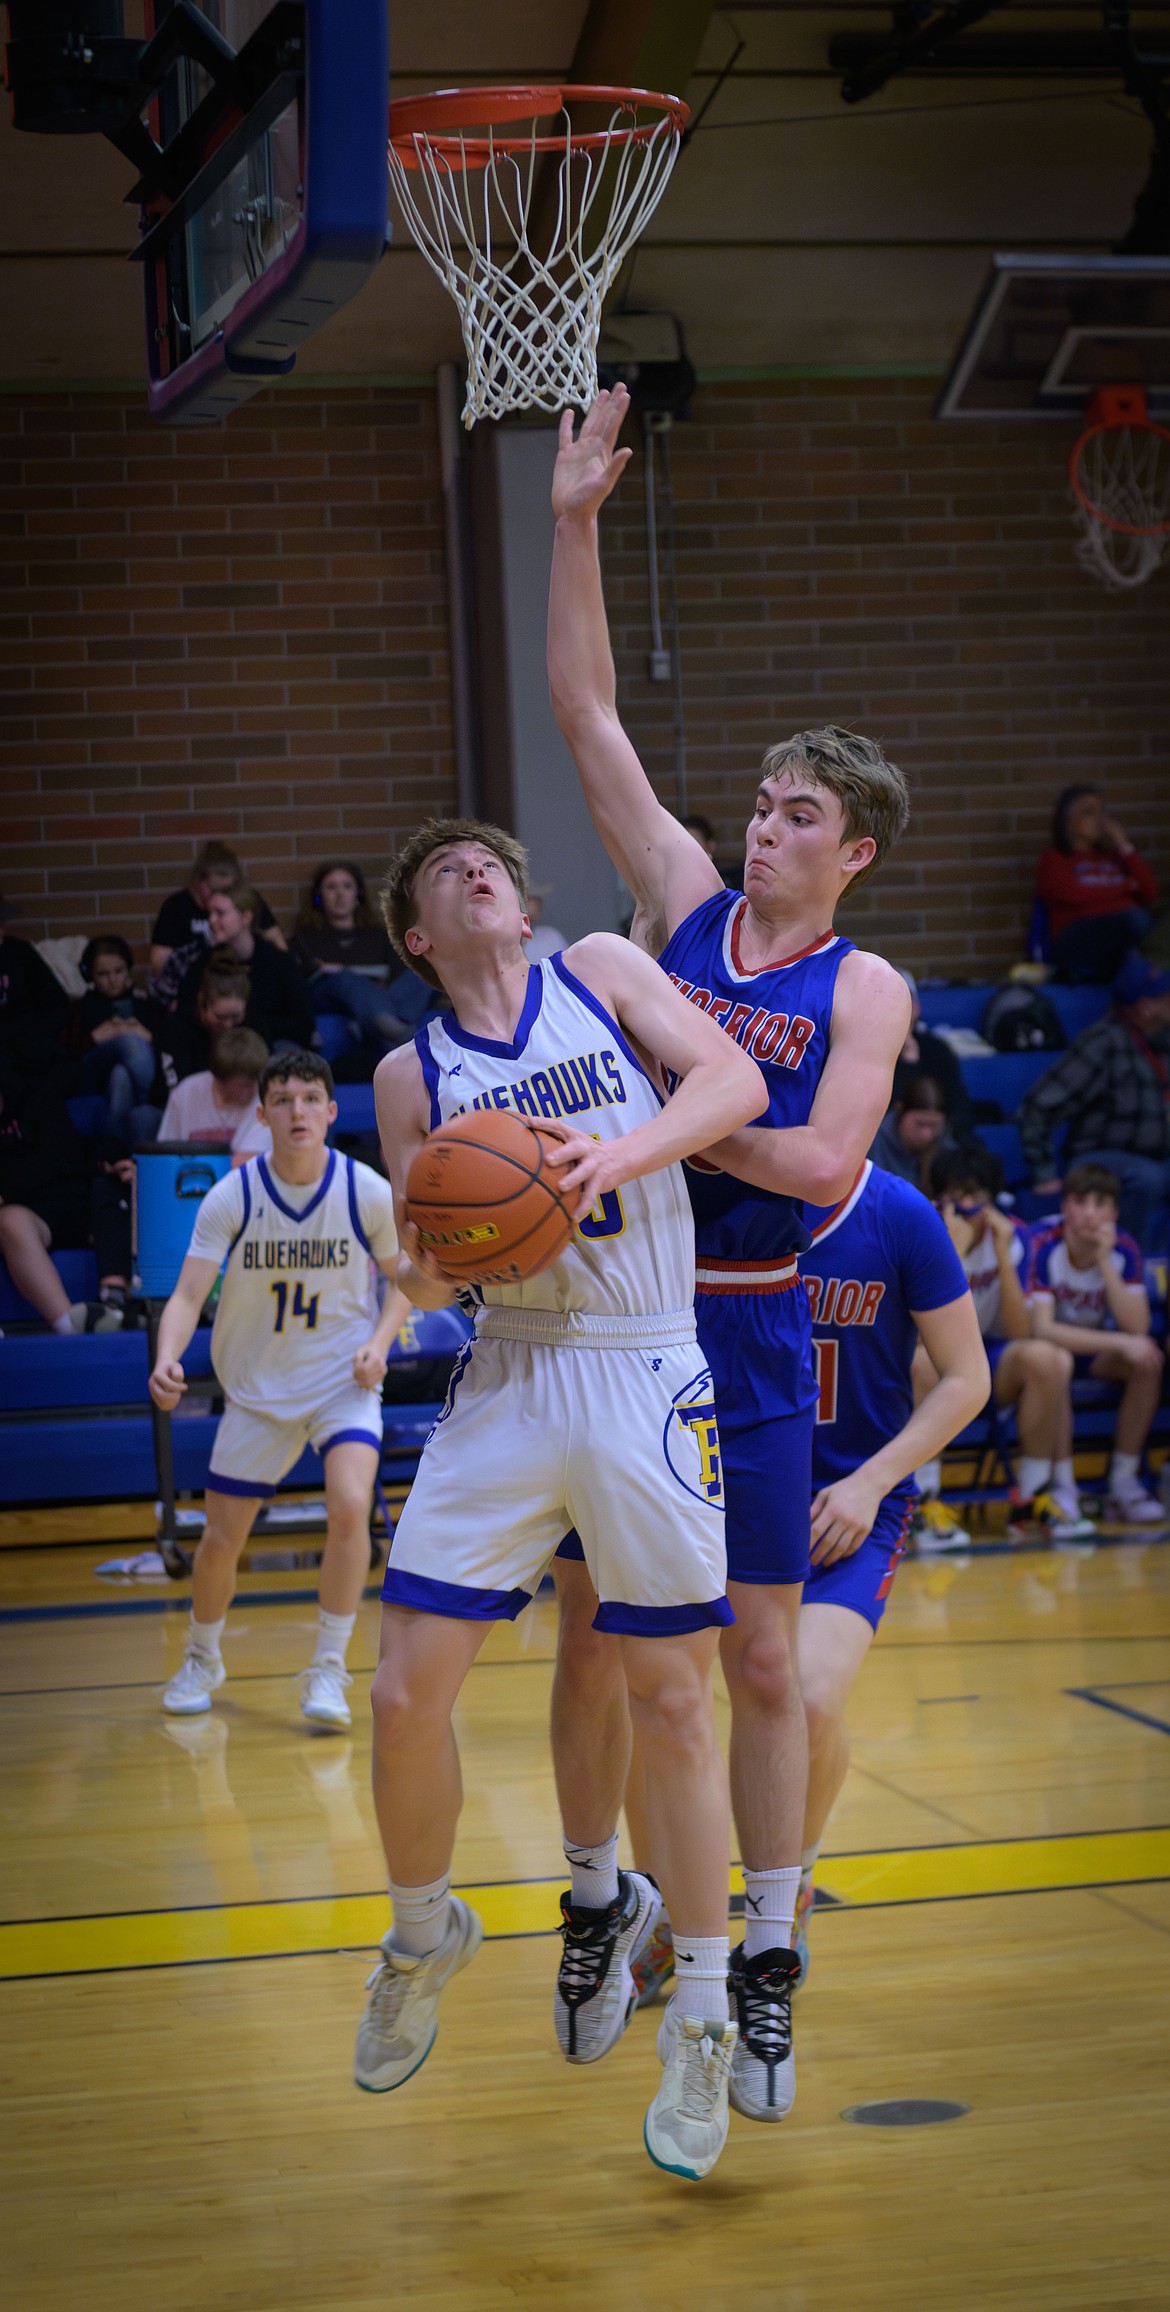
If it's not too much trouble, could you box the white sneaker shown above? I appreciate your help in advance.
[162,1648,225,1715]
[300,1655,352,1730]
[1105,1484,1167,1527]
[911,1498,972,1552]
[354,1897,482,2092]
[727,1942,798,2122]
[645,2008,737,2181]
[554,1869,661,2064]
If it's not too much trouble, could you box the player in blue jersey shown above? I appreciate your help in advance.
[793,1162,988,1977]
[548,389,912,2123]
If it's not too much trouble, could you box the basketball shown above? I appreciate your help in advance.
[404,1110,576,1284]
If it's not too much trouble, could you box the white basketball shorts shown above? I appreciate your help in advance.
[381,1307,731,1636]
[207,1381,382,1498]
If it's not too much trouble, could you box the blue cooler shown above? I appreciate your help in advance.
[135,1144,231,1298]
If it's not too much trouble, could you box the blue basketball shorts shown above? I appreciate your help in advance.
[802,1490,915,1632]
[695,1273,816,1587]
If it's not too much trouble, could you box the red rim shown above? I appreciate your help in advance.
[388,83,689,170]
[1069,384,1170,537]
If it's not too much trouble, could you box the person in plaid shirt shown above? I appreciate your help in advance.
[1020,955,1170,1245]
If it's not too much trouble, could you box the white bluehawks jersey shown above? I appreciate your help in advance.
[415,954,696,1320]
[188,1151,397,1419]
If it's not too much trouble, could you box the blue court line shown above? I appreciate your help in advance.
[0,1582,386,1626]
[1068,1687,1170,1738]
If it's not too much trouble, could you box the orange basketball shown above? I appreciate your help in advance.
[404,1109,577,1284]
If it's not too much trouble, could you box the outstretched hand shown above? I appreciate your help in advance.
[551,387,633,521]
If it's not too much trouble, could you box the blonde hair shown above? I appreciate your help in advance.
[760,725,909,893]
[381,817,529,991]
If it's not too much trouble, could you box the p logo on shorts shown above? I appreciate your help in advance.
[664,1370,724,1508]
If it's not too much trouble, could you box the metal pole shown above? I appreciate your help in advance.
[146,1299,190,1579]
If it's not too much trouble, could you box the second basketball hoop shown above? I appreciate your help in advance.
[387,85,689,427]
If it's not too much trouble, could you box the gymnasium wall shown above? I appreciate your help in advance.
[3,379,1168,975]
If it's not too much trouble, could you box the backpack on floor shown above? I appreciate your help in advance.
[981,984,1067,1053]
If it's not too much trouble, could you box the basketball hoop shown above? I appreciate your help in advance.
[1070,386,1170,591]
[387,85,689,427]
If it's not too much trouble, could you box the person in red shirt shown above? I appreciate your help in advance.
[1035,785,1158,983]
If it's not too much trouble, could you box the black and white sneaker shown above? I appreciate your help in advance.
[727,1942,798,2122]
[554,1869,661,2064]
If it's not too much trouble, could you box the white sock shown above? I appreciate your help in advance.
[742,1864,803,1959]
[671,1934,730,2025]
[563,1830,619,1910]
[799,1843,821,1896]
[51,1312,73,1336]
[389,1873,451,1958]
[314,1607,355,1664]
[1017,1455,1052,1501]
[915,1459,941,1498]
[189,1614,226,1660]
[1110,1451,1141,1490]
[1053,1458,1076,1496]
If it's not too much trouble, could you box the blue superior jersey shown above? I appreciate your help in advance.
[414,955,695,1319]
[659,893,855,1261]
[802,1161,968,1517]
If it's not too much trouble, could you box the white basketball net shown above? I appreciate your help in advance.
[1072,419,1170,591]
[388,95,685,427]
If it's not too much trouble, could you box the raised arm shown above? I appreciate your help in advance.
[373,1042,458,1311]
[548,390,722,952]
[701,948,912,1208]
[543,934,766,1216]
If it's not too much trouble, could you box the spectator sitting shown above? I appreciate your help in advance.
[921,1143,1093,1542]
[1026,1163,1165,1525]
[0,896,71,1086]
[149,841,285,1011]
[157,1028,272,1158]
[177,886,315,1051]
[75,936,161,1145]
[870,1074,954,1191]
[288,860,431,1050]
[1035,785,1157,983]
[1019,952,1170,1246]
[891,968,974,1135]
[156,962,249,1093]
[523,885,568,964]
[0,1061,129,1332]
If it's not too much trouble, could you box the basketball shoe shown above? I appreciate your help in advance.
[354,1898,482,2092]
[555,1869,661,2062]
[300,1656,352,1730]
[1103,1475,1167,1526]
[910,1498,971,1552]
[632,1917,676,2008]
[645,2007,737,2180]
[792,1883,815,1988]
[162,1648,225,1715]
[726,1943,799,2121]
[1008,1490,1095,1543]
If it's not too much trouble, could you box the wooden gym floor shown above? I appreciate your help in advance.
[2,1529,1168,2311]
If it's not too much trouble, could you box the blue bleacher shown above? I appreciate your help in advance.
[960,1049,1057,1114]
[0,1247,99,1326]
[332,1082,378,1136]
[918,981,1110,1040]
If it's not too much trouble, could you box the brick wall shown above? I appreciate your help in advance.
[603,380,1170,974]
[0,389,456,953]
[2,377,1167,977]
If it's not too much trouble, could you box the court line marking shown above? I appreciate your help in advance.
[917,1694,980,1704]
[1068,1686,1170,1738]
[0,1656,554,1700]
[2,1827,1168,1983]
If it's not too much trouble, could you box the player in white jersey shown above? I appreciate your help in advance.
[353,818,765,2183]
[149,1051,407,1729]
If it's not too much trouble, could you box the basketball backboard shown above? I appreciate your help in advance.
[936,254,1170,422]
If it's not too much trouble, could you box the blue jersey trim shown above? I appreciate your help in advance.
[414,1025,443,1130]
[257,1150,336,1224]
[225,1162,253,1261]
[380,1567,535,1621]
[439,964,544,1060]
[346,1156,371,1253]
[205,1472,277,1500]
[592,1596,735,1635]
[320,1425,380,1456]
[549,951,661,1101]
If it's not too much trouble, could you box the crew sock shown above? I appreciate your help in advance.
[314,1607,356,1664]
[389,1873,451,1959]
[1052,1457,1077,1498]
[742,1864,802,1959]
[672,1934,731,2026]
[915,1459,941,1498]
[563,1830,620,1910]
[189,1614,226,1661]
[1017,1455,1052,1502]
[1110,1451,1141,1492]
